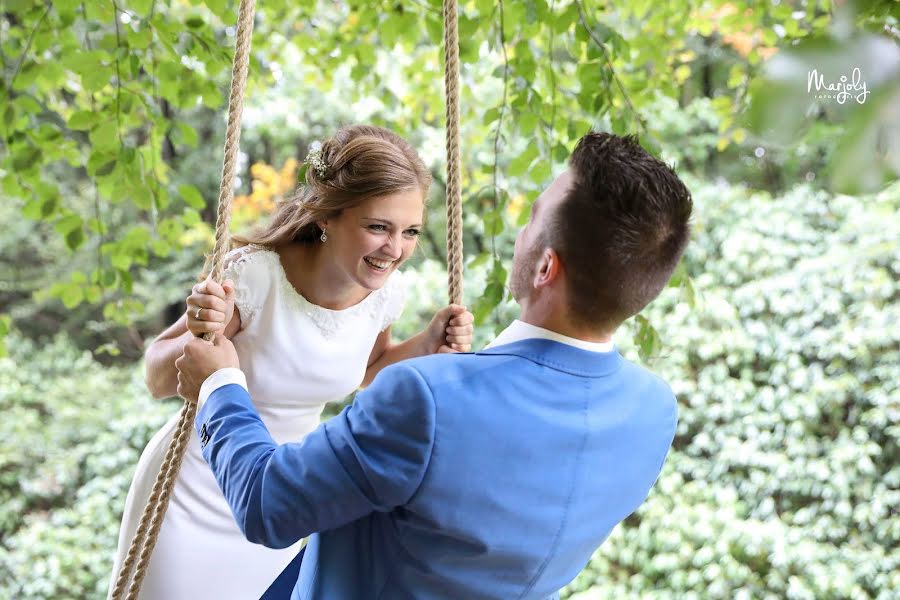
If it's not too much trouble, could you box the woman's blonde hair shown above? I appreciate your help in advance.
[233,125,432,248]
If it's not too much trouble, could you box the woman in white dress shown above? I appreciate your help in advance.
[109,125,474,599]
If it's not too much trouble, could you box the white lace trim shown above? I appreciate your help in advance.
[222,245,265,326]
[223,245,407,339]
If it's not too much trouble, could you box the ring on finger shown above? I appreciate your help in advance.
[195,306,202,320]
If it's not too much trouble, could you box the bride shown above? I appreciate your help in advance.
[109,124,473,599]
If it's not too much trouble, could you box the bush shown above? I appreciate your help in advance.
[4,178,897,598]
[564,180,899,599]
[0,336,171,598]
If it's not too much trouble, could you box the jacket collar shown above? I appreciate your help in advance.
[476,338,623,378]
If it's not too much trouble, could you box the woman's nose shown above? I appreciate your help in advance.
[383,234,402,259]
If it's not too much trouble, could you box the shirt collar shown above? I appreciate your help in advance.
[485,319,614,353]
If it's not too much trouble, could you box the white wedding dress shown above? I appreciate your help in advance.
[109,245,408,599]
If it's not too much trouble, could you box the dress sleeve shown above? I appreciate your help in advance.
[380,269,409,331]
[222,246,270,329]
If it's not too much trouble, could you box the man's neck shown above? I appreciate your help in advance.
[518,305,612,344]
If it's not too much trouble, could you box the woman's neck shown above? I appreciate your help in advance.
[278,243,369,310]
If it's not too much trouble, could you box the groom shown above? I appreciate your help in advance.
[176,132,693,599]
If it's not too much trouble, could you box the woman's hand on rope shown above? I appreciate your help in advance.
[425,304,474,354]
[186,278,236,337]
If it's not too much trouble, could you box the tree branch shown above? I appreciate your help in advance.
[491,0,509,264]
[575,0,646,134]
[8,2,51,90]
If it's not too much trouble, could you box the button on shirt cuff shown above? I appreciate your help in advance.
[198,367,248,407]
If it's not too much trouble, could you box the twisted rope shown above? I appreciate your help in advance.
[109,0,256,597]
[443,0,463,305]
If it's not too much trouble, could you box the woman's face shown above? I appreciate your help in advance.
[320,189,425,291]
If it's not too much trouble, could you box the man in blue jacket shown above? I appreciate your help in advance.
[176,132,693,599]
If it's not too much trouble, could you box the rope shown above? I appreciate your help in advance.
[109,0,256,597]
[443,0,463,305]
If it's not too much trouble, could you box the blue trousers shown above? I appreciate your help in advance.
[259,547,305,600]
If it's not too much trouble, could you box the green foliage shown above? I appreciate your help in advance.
[0,335,170,598]
[563,180,900,599]
[3,177,897,598]
[1,2,897,596]
[746,3,900,194]
[6,0,892,357]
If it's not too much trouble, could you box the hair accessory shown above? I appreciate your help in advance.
[304,140,329,179]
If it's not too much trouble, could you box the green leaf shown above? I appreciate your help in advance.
[84,285,103,304]
[11,144,42,171]
[466,252,492,270]
[95,159,117,177]
[128,0,154,15]
[483,210,506,237]
[634,314,661,362]
[40,195,60,218]
[473,282,505,324]
[22,198,43,219]
[65,227,85,251]
[182,208,201,226]
[54,213,83,235]
[179,184,206,209]
[87,150,118,176]
[508,153,537,178]
[110,251,132,271]
[60,283,84,309]
[529,158,551,184]
[81,67,113,93]
[176,122,199,147]
[90,120,119,153]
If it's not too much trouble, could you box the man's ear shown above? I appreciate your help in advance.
[533,248,562,289]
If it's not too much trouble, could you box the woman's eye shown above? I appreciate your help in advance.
[404,229,421,237]
[369,224,387,232]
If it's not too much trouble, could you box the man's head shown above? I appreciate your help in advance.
[510,132,693,335]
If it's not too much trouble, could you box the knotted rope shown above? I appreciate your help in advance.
[443,0,463,305]
[109,0,256,597]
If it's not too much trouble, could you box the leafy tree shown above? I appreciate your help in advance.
[5,0,894,357]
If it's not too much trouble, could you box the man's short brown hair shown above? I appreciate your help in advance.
[548,132,693,332]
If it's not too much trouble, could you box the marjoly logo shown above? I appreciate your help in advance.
[807,67,870,104]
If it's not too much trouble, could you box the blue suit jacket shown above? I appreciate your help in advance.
[197,339,677,600]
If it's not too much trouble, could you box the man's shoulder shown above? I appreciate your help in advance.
[616,356,678,415]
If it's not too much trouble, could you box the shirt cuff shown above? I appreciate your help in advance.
[198,367,248,407]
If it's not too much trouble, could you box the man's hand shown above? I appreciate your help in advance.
[175,334,240,402]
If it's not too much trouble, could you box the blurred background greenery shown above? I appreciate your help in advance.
[1,0,897,597]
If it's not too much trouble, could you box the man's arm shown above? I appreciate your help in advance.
[195,362,436,549]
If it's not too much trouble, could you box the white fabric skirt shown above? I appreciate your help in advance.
[108,405,319,600]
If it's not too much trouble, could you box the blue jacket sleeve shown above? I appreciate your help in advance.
[196,362,436,549]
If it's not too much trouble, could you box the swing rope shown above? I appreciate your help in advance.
[443,0,463,306]
[110,0,257,597]
[112,0,462,596]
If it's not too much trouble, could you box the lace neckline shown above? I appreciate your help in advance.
[239,245,396,339]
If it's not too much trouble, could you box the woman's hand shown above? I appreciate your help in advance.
[186,278,235,337]
[424,304,474,354]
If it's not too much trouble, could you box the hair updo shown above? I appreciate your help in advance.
[232,124,431,248]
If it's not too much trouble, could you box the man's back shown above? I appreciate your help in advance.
[294,338,677,599]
